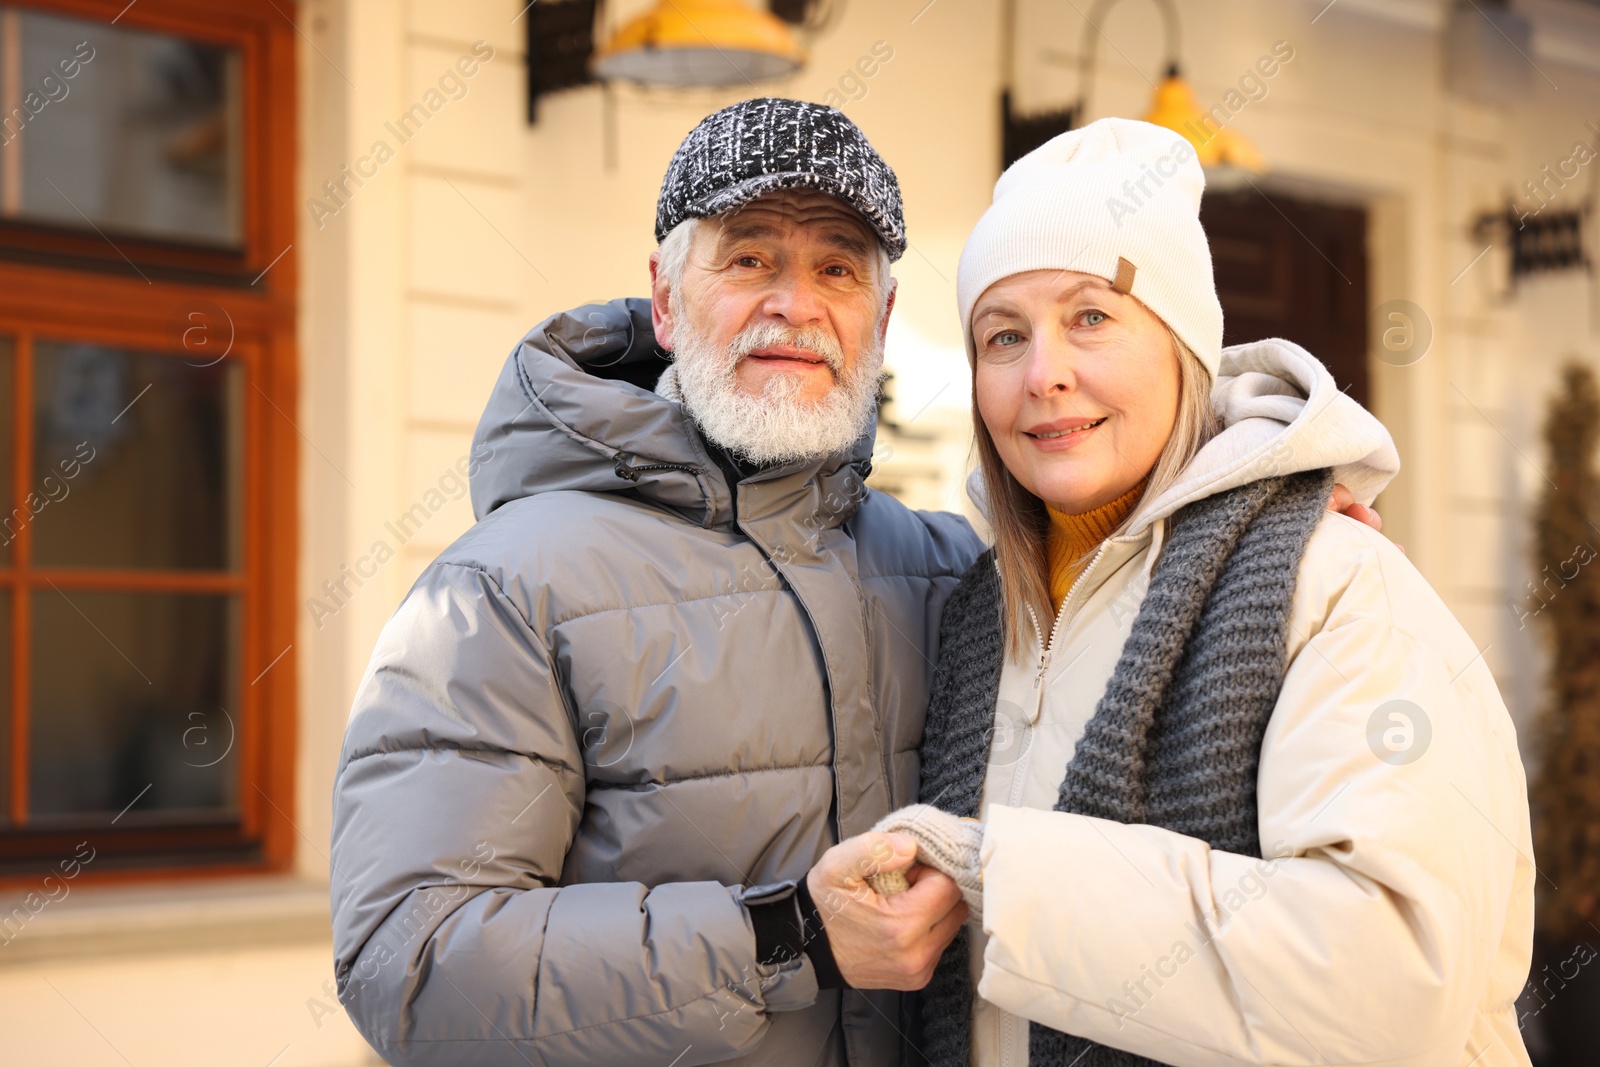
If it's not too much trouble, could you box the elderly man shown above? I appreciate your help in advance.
[331,98,981,1067]
[330,98,1381,1066]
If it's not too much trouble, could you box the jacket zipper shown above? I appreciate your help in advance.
[1000,607,1050,1067]
[1011,601,1047,801]
[1056,543,1107,633]
[998,541,1109,1067]
[1032,542,1110,685]
[1022,601,1048,691]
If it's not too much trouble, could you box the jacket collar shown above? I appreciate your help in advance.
[469,297,876,533]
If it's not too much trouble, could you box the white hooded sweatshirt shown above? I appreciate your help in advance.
[967,339,1534,1067]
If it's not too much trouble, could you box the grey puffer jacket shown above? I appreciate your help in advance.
[329,297,983,1066]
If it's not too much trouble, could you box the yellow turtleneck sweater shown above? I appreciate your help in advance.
[1045,478,1149,615]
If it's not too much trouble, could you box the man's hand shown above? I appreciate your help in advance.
[805,833,966,990]
[1329,482,1379,530]
[1329,482,1401,551]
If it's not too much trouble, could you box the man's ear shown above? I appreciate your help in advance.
[876,278,898,347]
[649,251,676,352]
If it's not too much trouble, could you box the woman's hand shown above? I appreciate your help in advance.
[868,803,986,923]
[804,833,967,990]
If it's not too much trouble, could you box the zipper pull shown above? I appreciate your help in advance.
[1023,602,1050,689]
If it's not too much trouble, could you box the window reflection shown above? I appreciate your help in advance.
[33,341,243,571]
[0,8,242,247]
[29,589,238,821]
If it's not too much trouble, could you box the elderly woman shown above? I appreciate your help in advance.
[861,119,1535,1067]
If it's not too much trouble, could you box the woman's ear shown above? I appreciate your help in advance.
[649,251,676,351]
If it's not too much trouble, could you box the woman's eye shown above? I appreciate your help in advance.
[990,330,1022,347]
[736,256,762,268]
[1079,309,1107,327]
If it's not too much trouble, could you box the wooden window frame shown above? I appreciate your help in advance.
[0,0,286,282]
[0,0,296,884]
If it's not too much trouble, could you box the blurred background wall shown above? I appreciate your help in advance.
[0,0,1596,1063]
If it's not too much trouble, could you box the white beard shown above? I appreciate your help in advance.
[667,296,885,466]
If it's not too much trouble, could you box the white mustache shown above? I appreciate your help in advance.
[727,321,845,373]
[669,299,885,465]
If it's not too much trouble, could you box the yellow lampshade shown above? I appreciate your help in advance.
[592,0,806,87]
[1142,75,1266,172]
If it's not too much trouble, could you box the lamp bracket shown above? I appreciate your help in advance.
[1069,0,1181,118]
[527,0,599,123]
[1000,0,1180,169]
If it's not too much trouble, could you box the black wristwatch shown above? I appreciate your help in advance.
[748,880,849,989]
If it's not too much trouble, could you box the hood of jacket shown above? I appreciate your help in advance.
[1128,336,1400,532]
[966,337,1401,532]
[469,297,877,532]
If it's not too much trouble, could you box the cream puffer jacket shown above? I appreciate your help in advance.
[967,340,1534,1067]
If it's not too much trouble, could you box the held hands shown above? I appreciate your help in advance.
[805,832,966,990]
[810,497,1380,991]
[866,805,985,924]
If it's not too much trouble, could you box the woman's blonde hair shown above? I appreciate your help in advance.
[975,328,1219,658]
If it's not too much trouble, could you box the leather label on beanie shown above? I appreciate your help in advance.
[1112,256,1137,294]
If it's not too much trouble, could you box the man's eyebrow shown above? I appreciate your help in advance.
[716,222,782,247]
[713,222,872,258]
[821,231,872,257]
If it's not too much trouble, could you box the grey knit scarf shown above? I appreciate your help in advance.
[910,468,1334,1067]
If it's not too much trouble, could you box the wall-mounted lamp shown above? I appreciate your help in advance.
[1140,66,1265,174]
[1002,0,1265,179]
[591,0,806,88]
[1473,203,1593,285]
[527,0,835,121]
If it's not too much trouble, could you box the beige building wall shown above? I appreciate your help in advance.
[297,0,1599,1015]
[4,0,1598,1062]
[296,1,1600,1046]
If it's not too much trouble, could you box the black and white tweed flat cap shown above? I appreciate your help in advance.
[654,97,907,261]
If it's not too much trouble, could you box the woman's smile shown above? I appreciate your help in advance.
[1024,415,1107,450]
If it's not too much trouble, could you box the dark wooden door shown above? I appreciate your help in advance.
[1200,189,1370,408]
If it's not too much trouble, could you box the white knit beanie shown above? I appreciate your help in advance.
[956,117,1224,377]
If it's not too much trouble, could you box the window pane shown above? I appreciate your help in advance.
[29,589,238,822]
[0,8,243,248]
[33,341,242,571]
